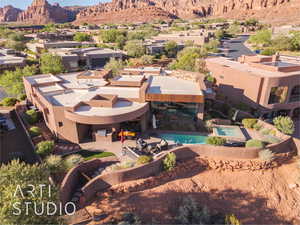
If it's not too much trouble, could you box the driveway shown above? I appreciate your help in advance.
[221,35,255,59]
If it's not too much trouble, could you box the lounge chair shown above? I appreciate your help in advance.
[156,139,168,151]
[136,138,148,151]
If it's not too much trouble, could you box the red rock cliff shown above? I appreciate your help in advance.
[0,5,22,22]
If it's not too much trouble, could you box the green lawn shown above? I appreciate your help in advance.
[77,150,115,161]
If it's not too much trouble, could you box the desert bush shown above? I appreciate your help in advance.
[253,123,263,131]
[259,149,275,162]
[118,212,141,225]
[45,154,64,173]
[245,139,265,148]
[260,48,276,56]
[1,97,18,106]
[206,136,226,146]
[163,152,176,171]
[29,126,41,137]
[18,93,27,101]
[136,155,153,165]
[140,55,154,65]
[64,154,84,170]
[260,128,271,136]
[176,196,210,225]
[111,161,136,171]
[25,109,39,124]
[273,116,295,135]
[36,141,54,157]
[225,214,241,225]
[242,118,258,129]
[262,135,281,144]
[269,129,277,136]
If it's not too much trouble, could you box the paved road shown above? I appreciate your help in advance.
[222,35,255,59]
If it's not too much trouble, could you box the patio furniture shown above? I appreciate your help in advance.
[136,138,148,151]
[156,139,168,151]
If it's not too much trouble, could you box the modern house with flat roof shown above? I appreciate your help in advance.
[49,47,125,71]
[152,29,213,45]
[23,70,206,144]
[144,39,185,55]
[206,54,300,119]
[0,48,26,72]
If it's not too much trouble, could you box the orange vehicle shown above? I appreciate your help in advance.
[118,130,137,139]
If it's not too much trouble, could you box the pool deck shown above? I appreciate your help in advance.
[79,136,164,162]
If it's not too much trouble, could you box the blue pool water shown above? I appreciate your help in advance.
[156,133,207,144]
[215,127,239,136]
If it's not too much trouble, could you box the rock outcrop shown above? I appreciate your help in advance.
[74,0,298,25]
[17,0,77,24]
[0,5,22,22]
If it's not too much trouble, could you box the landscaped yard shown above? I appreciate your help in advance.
[77,150,115,161]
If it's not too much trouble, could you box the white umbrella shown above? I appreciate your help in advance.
[152,114,157,129]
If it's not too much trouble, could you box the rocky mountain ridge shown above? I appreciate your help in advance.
[0,0,298,25]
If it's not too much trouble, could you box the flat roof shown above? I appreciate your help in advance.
[26,74,62,85]
[57,72,108,89]
[147,76,203,95]
[38,84,65,93]
[75,100,148,117]
[206,57,300,77]
[47,86,140,107]
[113,75,144,82]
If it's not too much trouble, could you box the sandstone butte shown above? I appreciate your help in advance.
[0,0,299,25]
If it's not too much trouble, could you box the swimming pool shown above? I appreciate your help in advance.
[156,133,207,144]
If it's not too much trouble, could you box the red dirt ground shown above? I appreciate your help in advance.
[73,157,300,225]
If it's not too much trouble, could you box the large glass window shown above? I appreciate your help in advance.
[151,102,199,131]
[268,86,288,104]
[289,85,300,102]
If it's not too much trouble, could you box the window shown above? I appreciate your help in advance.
[268,86,288,104]
[58,122,63,127]
[289,85,300,102]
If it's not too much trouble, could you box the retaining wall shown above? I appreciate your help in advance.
[60,156,119,205]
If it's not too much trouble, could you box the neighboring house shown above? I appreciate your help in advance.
[49,47,125,71]
[152,29,213,45]
[206,54,300,119]
[26,40,94,54]
[23,70,207,144]
[0,48,26,72]
[144,39,185,55]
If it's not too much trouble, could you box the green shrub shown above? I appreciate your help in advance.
[29,126,41,137]
[262,135,281,144]
[111,161,136,171]
[225,214,241,225]
[260,128,271,135]
[1,97,18,106]
[259,149,275,162]
[64,154,84,170]
[176,196,210,225]
[45,154,64,173]
[205,75,216,83]
[206,136,226,146]
[136,155,153,165]
[245,139,265,148]
[36,141,54,157]
[242,118,258,128]
[163,152,176,171]
[269,129,277,136]
[261,48,276,56]
[273,116,295,135]
[253,123,263,131]
[25,109,39,124]
[18,94,27,101]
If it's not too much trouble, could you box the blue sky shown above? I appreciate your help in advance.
[0,0,109,9]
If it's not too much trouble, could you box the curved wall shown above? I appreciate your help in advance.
[64,103,149,125]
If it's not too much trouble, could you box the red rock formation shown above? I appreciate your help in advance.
[17,0,76,24]
[74,0,298,25]
[0,5,22,22]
